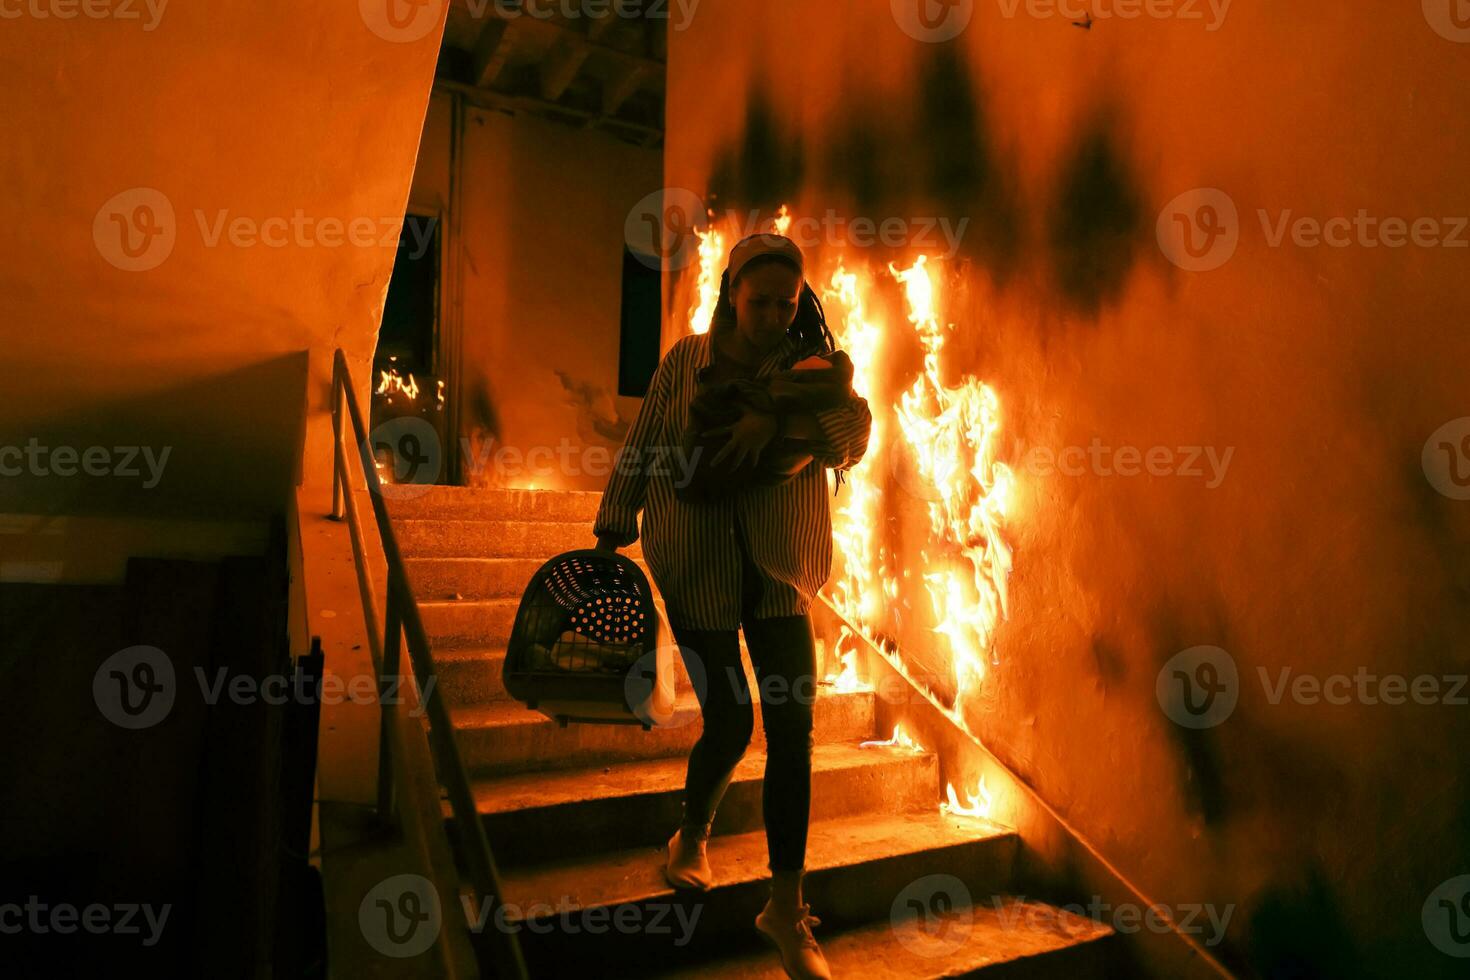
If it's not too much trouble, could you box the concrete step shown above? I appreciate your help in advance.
[422,626,808,709]
[396,519,639,561]
[456,741,939,868]
[420,593,670,650]
[651,898,1116,980]
[494,811,1019,975]
[453,690,876,777]
[419,597,520,648]
[430,645,514,705]
[406,555,652,601]
[386,486,604,523]
[429,640,682,708]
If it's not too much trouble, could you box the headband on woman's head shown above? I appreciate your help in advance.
[727,233,805,285]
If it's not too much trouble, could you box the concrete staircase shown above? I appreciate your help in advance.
[389,487,1118,978]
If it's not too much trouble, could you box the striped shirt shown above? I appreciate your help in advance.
[594,325,872,630]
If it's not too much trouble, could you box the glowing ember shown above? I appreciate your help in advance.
[376,368,420,402]
[860,723,925,752]
[940,777,993,819]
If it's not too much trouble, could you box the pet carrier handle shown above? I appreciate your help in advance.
[510,548,652,625]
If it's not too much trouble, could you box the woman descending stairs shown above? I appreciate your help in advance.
[388,486,1117,979]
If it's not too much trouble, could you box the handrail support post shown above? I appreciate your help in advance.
[377,591,402,823]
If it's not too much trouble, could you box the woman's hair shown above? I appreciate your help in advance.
[714,256,837,355]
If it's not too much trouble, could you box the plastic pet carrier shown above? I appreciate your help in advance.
[502,549,676,728]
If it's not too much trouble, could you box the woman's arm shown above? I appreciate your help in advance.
[593,339,682,548]
[792,393,873,472]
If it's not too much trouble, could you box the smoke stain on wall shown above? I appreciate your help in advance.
[1407,462,1470,608]
[1172,722,1227,827]
[912,46,1022,282]
[1151,606,1232,826]
[821,105,890,216]
[707,85,805,213]
[1088,634,1130,685]
[1047,113,1147,317]
[464,375,503,444]
[554,369,629,444]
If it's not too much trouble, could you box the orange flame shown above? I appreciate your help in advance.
[773,204,792,237]
[823,262,897,626]
[888,255,1013,702]
[860,723,925,752]
[941,777,994,819]
[690,222,725,335]
[376,368,420,402]
[822,627,871,693]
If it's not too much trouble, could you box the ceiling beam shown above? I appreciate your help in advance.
[586,4,618,41]
[434,78,663,144]
[471,17,516,88]
[601,61,647,117]
[476,3,665,75]
[540,35,592,102]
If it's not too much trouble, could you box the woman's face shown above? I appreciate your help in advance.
[731,261,801,351]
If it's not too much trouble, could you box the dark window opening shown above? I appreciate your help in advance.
[618,248,662,398]
[376,213,440,376]
[369,212,449,487]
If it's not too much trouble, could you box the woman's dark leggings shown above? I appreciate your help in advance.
[671,525,817,873]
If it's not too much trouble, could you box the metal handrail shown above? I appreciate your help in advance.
[331,349,528,980]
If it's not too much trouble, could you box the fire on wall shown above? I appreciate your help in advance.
[650,5,1470,978]
[6,2,1470,979]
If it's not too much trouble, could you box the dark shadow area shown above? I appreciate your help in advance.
[0,527,324,978]
[1246,866,1362,980]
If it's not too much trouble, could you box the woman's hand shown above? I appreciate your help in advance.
[708,408,779,470]
[594,535,620,553]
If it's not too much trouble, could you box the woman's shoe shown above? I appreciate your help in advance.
[663,827,713,890]
[754,902,831,980]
